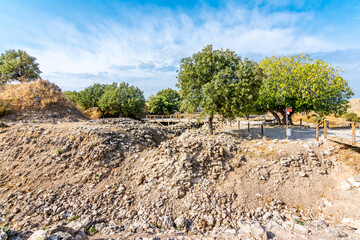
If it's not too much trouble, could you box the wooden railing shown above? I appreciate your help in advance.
[322,119,359,146]
[144,114,201,123]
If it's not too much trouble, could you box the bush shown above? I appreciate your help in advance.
[77,83,107,109]
[98,82,145,118]
[147,88,181,114]
[344,112,360,122]
[63,91,79,105]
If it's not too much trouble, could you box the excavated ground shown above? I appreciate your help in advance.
[0,119,359,240]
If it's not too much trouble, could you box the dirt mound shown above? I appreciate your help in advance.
[349,98,360,115]
[0,80,87,122]
[0,120,359,239]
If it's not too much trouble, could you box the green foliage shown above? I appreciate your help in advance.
[77,83,107,109]
[343,112,360,122]
[56,147,63,156]
[98,82,145,118]
[89,227,98,234]
[0,49,41,84]
[147,88,181,114]
[259,54,354,124]
[177,45,263,134]
[312,113,325,125]
[295,219,304,225]
[63,91,79,105]
[68,215,78,222]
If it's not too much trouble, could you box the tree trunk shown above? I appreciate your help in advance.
[281,110,287,125]
[288,112,294,125]
[281,110,294,125]
[208,116,213,135]
[270,110,281,124]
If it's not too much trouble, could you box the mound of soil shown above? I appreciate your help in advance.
[0,119,359,240]
[0,80,88,122]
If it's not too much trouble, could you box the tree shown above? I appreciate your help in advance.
[259,54,353,124]
[63,91,79,105]
[147,88,181,114]
[343,112,360,122]
[0,49,41,85]
[77,83,107,110]
[98,82,145,118]
[177,45,263,134]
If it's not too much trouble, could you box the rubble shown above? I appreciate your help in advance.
[0,118,358,239]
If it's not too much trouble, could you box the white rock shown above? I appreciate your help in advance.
[174,215,186,229]
[341,218,360,229]
[348,176,360,188]
[224,228,236,236]
[66,221,83,232]
[263,212,272,221]
[340,181,352,191]
[28,230,47,240]
[323,199,333,207]
[294,224,309,234]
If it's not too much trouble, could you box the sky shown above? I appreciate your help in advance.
[0,0,359,98]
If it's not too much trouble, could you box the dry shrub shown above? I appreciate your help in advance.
[84,107,100,119]
[0,79,74,111]
[0,102,7,117]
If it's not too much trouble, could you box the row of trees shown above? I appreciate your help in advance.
[0,48,354,132]
[177,45,353,133]
[64,83,145,118]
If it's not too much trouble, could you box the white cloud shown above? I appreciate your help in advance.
[17,2,351,96]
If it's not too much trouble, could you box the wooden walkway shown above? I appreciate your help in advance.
[144,114,200,123]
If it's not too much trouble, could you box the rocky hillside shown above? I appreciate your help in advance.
[0,119,359,240]
[0,80,87,122]
[349,99,360,115]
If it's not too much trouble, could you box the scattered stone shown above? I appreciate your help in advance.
[28,230,47,240]
[348,176,360,188]
[341,218,360,229]
[174,216,187,229]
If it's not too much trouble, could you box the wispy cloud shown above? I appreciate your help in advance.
[1,1,358,97]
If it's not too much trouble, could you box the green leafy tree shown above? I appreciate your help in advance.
[0,49,41,85]
[148,88,181,114]
[177,45,263,134]
[343,112,360,122]
[259,54,353,124]
[98,82,145,118]
[77,83,107,110]
[63,91,79,105]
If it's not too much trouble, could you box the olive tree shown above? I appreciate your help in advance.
[98,82,145,118]
[177,45,263,134]
[147,88,181,114]
[259,54,353,124]
[0,49,41,84]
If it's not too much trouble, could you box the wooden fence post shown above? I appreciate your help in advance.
[316,125,319,141]
[248,121,250,133]
[230,120,232,127]
[352,123,356,146]
[300,118,302,126]
[238,121,240,130]
[324,120,327,139]
[261,124,264,136]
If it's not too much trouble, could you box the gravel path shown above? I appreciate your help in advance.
[228,123,360,143]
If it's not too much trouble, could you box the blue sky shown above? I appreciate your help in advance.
[0,0,359,98]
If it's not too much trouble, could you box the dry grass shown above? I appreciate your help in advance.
[84,108,100,119]
[0,79,74,111]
